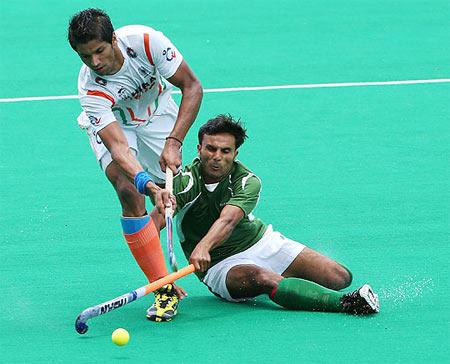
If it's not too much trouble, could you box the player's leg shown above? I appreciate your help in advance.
[104,151,177,322]
[282,247,352,291]
[84,121,175,321]
[219,263,379,314]
[264,232,378,314]
[104,160,167,278]
[224,264,344,311]
[226,264,282,298]
[105,160,146,216]
[204,226,379,314]
[133,99,181,321]
[95,126,168,280]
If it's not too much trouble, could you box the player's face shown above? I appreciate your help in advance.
[76,35,122,75]
[198,133,238,183]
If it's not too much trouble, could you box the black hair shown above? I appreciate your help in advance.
[68,8,114,50]
[198,114,248,149]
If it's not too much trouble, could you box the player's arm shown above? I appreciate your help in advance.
[148,168,186,228]
[189,205,244,272]
[190,172,262,271]
[98,122,170,212]
[161,61,203,172]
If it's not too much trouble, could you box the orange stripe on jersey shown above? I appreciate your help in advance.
[87,90,115,106]
[126,107,147,122]
[143,33,154,65]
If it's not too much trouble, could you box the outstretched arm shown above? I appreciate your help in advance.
[189,205,244,272]
[160,60,203,173]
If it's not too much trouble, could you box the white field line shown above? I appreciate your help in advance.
[1,78,449,103]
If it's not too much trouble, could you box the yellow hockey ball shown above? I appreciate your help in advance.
[112,328,130,346]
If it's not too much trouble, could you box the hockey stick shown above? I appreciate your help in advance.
[75,264,195,334]
[165,168,178,271]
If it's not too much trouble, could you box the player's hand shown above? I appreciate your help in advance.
[189,243,211,272]
[160,138,182,174]
[152,186,176,214]
[172,283,188,300]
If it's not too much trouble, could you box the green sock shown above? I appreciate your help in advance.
[270,278,344,312]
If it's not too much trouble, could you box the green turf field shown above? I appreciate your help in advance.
[1,1,449,363]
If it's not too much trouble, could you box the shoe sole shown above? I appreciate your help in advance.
[146,314,173,322]
[146,308,178,322]
[359,284,380,313]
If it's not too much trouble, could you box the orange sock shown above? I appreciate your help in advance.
[123,218,168,282]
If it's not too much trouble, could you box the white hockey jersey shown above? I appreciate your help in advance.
[77,25,183,132]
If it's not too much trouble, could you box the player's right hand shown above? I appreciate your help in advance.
[160,138,182,173]
[189,243,211,272]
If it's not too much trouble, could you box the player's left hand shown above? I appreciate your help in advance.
[172,283,188,300]
[160,138,182,173]
[153,187,176,214]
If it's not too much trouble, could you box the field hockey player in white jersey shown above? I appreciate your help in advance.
[68,8,203,322]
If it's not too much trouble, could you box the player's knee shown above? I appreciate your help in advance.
[116,182,140,202]
[114,182,145,216]
[330,264,352,290]
[252,268,281,292]
[229,266,275,290]
[229,266,257,286]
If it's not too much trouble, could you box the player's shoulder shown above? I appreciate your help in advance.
[232,160,257,178]
[179,158,202,182]
[231,161,262,189]
[115,25,160,41]
[77,65,95,90]
[174,158,202,196]
[114,25,148,50]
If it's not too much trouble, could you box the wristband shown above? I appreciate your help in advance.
[134,171,153,195]
[165,136,183,145]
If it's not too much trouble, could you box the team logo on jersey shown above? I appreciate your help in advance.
[88,115,101,126]
[95,77,107,86]
[93,130,102,144]
[117,87,127,99]
[162,47,176,61]
[127,47,137,58]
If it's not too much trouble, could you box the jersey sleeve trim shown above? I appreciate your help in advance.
[143,33,155,66]
[86,90,116,106]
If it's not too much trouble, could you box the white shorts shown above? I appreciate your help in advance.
[203,225,306,302]
[81,97,179,184]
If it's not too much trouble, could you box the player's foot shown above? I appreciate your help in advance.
[146,284,179,322]
[341,284,380,315]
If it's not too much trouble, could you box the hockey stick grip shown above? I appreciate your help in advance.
[165,167,178,271]
[165,168,174,218]
[165,167,174,194]
[75,264,195,334]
